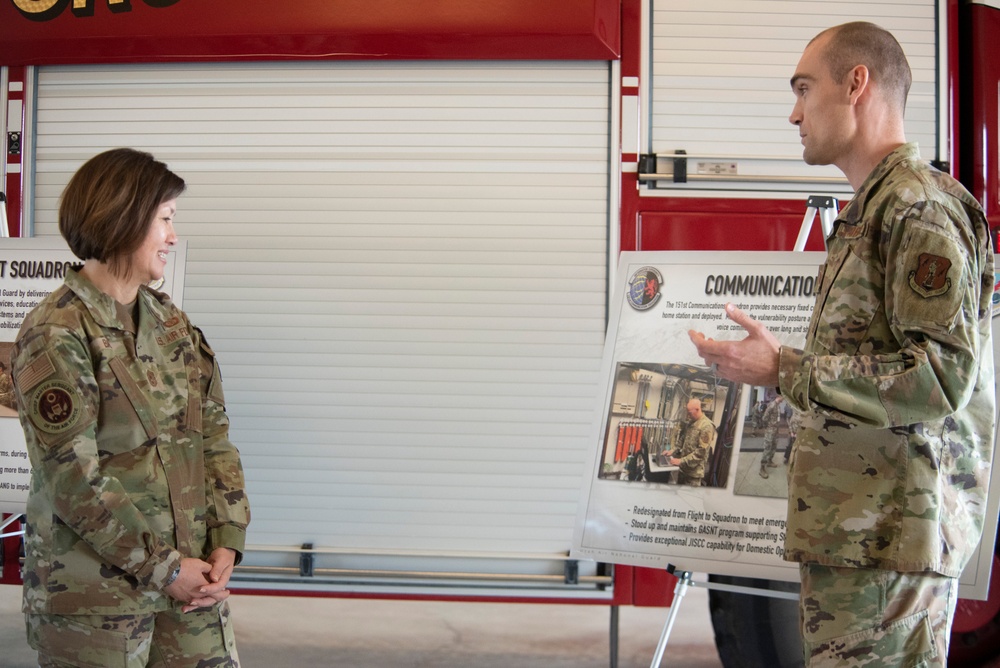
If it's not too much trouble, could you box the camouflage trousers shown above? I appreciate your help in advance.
[26,600,240,668]
[676,470,704,486]
[761,427,778,465]
[799,563,957,667]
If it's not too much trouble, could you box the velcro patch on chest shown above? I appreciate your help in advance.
[29,379,82,435]
[835,220,866,239]
[156,318,189,347]
[908,253,953,298]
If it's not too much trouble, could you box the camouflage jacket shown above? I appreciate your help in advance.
[787,409,803,437]
[778,143,995,577]
[12,269,250,614]
[762,399,782,433]
[676,414,715,479]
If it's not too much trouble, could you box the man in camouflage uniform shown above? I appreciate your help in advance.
[12,148,250,667]
[783,406,802,465]
[758,395,783,478]
[690,22,995,667]
[667,398,716,486]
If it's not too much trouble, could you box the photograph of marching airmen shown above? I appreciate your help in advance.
[733,385,801,499]
[0,342,15,417]
[597,361,741,488]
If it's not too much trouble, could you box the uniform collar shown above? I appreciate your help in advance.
[837,143,920,228]
[64,268,173,332]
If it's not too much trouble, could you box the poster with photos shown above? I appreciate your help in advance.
[571,251,1000,598]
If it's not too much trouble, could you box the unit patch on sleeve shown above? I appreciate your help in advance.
[908,253,953,298]
[29,379,82,435]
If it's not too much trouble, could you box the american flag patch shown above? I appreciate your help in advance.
[16,352,56,393]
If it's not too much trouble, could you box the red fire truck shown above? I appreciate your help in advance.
[1,1,998,665]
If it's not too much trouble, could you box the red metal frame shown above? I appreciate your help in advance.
[2,0,994,616]
[3,65,24,239]
[232,585,630,607]
[964,3,1000,226]
[0,0,620,65]
[1,514,21,585]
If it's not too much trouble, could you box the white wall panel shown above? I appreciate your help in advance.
[649,0,941,194]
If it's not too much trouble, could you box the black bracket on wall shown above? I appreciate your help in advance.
[564,559,579,585]
[299,542,315,577]
[637,150,687,185]
[637,153,657,185]
[7,131,21,156]
[671,149,687,183]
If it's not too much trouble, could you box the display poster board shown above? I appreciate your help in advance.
[572,251,1000,599]
[0,237,187,513]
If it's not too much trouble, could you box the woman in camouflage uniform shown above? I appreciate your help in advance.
[12,148,250,667]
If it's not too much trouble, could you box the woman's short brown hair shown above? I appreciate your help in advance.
[59,148,186,278]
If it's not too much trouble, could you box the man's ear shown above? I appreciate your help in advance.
[847,64,870,105]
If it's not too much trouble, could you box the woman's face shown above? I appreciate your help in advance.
[131,199,178,286]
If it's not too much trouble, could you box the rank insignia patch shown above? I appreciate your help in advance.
[908,253,953,298]
[30,380,82,435]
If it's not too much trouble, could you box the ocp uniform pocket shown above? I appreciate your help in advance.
[806,609,937,668]
[27,612,149,668]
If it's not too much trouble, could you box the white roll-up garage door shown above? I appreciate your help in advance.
[648,0,942,194]
[29,61,611,596]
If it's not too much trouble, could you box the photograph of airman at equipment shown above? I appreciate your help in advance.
[597,361,741,488]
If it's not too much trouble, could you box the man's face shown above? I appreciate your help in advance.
[788,36,854,167]
[686,402,699,419]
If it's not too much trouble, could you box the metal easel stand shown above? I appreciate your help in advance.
[792,195,838,252]
[649,195,838,668]
[649,567,800,668]
[0,513,24,539]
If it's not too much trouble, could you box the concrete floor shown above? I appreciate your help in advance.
[1,579,724,668]
[733,441,790,499]
[734,432,792,499]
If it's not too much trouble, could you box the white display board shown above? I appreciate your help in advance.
[573,251,1000,600]
[0,237,187,513]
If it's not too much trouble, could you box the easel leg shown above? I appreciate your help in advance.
[0,513,23,537]
[649,570,693,668]
[609,605,619,668]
